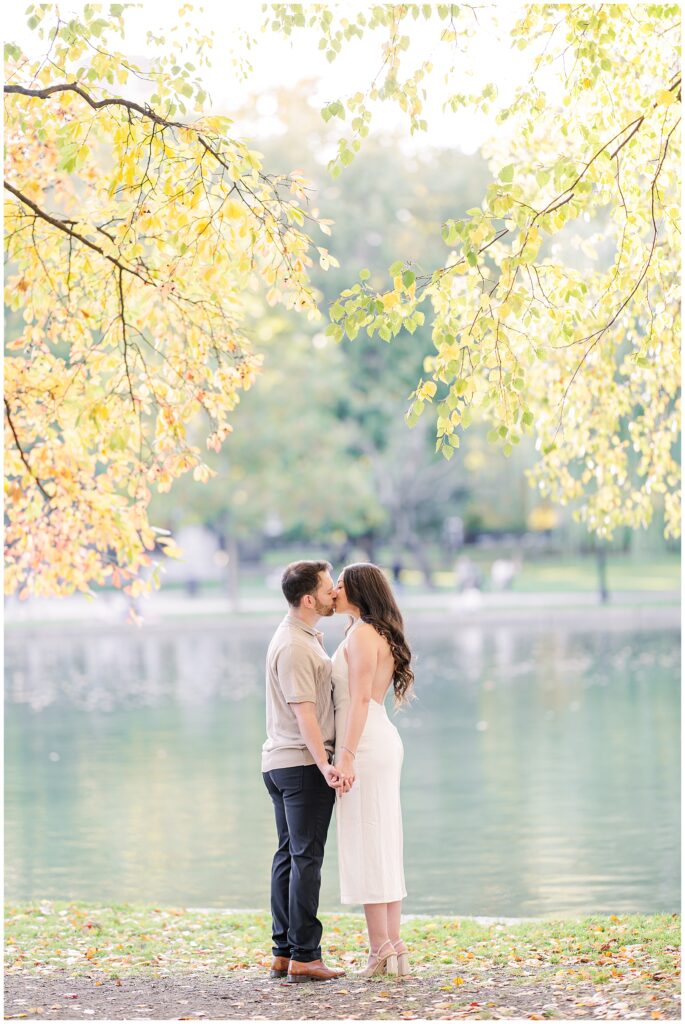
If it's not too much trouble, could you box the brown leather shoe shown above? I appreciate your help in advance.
[286,958,345,983]
[269,955,290,979]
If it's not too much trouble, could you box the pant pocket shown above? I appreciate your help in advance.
[271,765,304,796]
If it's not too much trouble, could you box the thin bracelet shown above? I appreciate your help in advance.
[341,745,356,758]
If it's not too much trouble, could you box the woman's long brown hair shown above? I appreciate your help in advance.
[343,562,414,707]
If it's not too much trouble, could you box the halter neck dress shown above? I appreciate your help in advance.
[331,618,407,905]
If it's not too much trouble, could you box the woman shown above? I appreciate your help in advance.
[331,562,414,978]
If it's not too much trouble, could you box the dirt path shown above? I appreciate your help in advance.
[4,963,680,1020]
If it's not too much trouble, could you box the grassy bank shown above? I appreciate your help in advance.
[6,902,679,980]
[163,554,681,598]
[5,904,680,1020]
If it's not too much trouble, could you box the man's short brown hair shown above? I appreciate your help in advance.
[281,560,332,607]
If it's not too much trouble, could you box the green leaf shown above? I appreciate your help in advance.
[359,268,371,281]
[499,164,514,183]
[402,269,415,288]
[466,252,477,267]
[325,323,344,343]
[389,260,403,277]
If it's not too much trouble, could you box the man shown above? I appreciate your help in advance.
[261,560,346,983]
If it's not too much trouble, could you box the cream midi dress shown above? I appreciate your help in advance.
[332,619,407,905]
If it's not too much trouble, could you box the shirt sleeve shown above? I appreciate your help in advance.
[277,642,318,704]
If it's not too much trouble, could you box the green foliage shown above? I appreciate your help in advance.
[149,324,386,543]
[151,87,492,551]
[270,4,682,541]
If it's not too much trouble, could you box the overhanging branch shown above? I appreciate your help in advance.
[4,398,53,501]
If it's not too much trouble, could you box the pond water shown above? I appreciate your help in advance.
[5,615,680,917]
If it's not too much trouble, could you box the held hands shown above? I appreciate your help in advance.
[334,750,356,794]
[320,760,355,793]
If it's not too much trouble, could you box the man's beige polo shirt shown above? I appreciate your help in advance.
[261,613,335,772]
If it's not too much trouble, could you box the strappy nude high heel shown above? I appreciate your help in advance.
[394,941,410,977]
[355,940,399,978]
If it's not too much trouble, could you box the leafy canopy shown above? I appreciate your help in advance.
[270,3,681,541]
[4,4,334,598]
[4,3,681,603]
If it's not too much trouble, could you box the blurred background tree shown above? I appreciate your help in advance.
[148,81,677,597]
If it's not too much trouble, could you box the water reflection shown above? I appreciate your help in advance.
[5,618,680,916]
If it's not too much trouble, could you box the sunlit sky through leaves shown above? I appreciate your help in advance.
[5,2,532,156]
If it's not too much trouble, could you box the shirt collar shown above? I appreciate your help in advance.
[285,612,323,640]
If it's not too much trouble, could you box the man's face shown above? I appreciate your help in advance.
[311,570,336,617]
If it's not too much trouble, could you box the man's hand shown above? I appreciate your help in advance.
[321,763,344,789]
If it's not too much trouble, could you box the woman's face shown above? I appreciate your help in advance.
[333,573,354,614]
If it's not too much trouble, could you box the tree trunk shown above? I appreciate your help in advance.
[408,533,434,588]
[394,505,434,588]
[596,545,609,604]
[227,534,240,611]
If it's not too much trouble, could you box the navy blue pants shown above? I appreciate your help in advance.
[263,764,335,962]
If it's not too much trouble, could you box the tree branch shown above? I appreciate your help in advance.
[4,82,187,131]
[4,181,152,286]
[4,399,52,501]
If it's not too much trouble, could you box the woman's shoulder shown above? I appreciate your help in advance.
[349,620,388,649]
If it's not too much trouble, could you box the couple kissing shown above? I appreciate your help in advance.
[261,559,414,983]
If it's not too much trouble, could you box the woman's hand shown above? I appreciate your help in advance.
[336,749,356,792]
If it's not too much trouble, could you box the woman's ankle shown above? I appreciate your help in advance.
[392,939,407,953]
[371,939,394,958]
